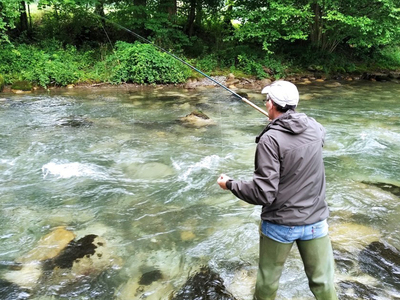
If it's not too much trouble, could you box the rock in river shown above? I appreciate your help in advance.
[2,227,122,294]
[359,241,400,287]
[179,110,216,128]
[170,265,237,300]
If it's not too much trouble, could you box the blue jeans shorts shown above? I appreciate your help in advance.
[260,219,328,243]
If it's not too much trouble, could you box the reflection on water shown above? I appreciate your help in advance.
[0,81,400,299]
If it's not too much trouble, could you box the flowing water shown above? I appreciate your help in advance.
[0,81,399,299]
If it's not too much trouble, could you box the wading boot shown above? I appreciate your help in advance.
[254,234,293,300]
[296,235,338,300]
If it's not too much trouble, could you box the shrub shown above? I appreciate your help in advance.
[0,41,92,87]
[196,55,219,73]
[106,41,191,84]
[372,46,400,70]
[0,74,4,91]
[11,80,32,91]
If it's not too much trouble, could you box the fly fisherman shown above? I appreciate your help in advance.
[217,81,338,300]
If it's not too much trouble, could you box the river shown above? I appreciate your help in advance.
[0,80,399,299]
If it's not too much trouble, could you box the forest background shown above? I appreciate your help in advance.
[0,0,400,89]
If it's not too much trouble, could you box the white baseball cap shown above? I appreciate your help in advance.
[261,81,299,108]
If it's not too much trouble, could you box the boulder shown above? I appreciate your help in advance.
[170,266,237,300]
[2,227,122,294]
[338,280,380,300]
[361,181,400,197]
[329,223,381,253]
[17,226,76,264]
[359,241,400,287]
[0,279,29,300]
[11,80,32,93]
[56,115,93,127]
[179,110,216,128]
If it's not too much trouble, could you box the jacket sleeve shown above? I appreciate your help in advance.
[228,135,280,206]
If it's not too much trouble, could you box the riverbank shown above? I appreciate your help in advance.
[1,69,399,95]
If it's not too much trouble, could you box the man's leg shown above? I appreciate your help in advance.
[254,234,293,300]
[296,235,338,300]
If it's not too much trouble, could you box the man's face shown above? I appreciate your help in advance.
[265,94,275,119]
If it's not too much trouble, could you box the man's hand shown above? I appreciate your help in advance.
[217,173,231,190]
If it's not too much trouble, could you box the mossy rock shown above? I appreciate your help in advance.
[11,80,33,92]
[0,74,4,92]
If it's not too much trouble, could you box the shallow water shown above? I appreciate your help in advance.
[0,81,399,299]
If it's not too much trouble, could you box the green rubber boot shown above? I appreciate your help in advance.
[254,234,293,300]
[296,235,338,300]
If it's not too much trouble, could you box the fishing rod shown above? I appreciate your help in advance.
[96,15,269,117]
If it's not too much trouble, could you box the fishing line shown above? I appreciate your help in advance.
[94,14,269,117]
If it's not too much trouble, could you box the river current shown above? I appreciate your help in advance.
[0,81,399,299]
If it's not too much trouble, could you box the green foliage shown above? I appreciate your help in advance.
[0,40,92,87]
[1,0,399,86]
[0,74,4,91]
[371,46,400,70]
[236,54,267,79]
[35,8,106,47]
[228,1,311,53]
[106,41,191,84]
[11,80,32,91]
[0,0,21,44]
[196,55,219,73]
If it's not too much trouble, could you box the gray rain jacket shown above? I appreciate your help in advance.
[227,110,329,225]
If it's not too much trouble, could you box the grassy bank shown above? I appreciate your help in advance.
[0,40,399,89]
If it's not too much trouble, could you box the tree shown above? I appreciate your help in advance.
[229,0,400,54]
[308,0,400,52]
[0,0,22,43]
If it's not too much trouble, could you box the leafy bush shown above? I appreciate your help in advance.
[237,54,268,79]
[372,46,400,70]
[0,40,94,87]
[0,74,4,91]
[106,41,191,84]
[196,55,219,73]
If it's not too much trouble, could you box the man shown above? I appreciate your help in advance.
[217,81,338,300]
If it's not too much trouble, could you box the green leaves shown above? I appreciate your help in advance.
[0,41,86,87]
[107,41,191,84]
[228,0,400,54]
[0,0,21,44]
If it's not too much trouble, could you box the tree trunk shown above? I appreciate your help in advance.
[195,0,203,27]
[95,0,106,27]
[19,1,29,33]
[310,2,322,47]
[134,0,147,5]
[159,0,177,18]
[186,0,196,37]
[95,0,105,18]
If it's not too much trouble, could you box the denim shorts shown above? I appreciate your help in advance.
[260,219,328,243]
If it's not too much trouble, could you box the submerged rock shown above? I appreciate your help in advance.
[57,115,93,127]
[359,241,400,287]
[179,110,216,128]
[170,266,237,300]
[329,223,381,253]
[16,226,76,264]
[338,280,380,300]
[2,262,42,290]
[0,279,29,300]
[2,227,121,294]
[138,269,163,286]
[43,234,99,270]
[361,181,400,197]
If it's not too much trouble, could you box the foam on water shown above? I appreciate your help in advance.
[42,161,109,180]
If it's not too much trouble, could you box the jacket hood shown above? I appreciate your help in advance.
[269,110,309,134]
